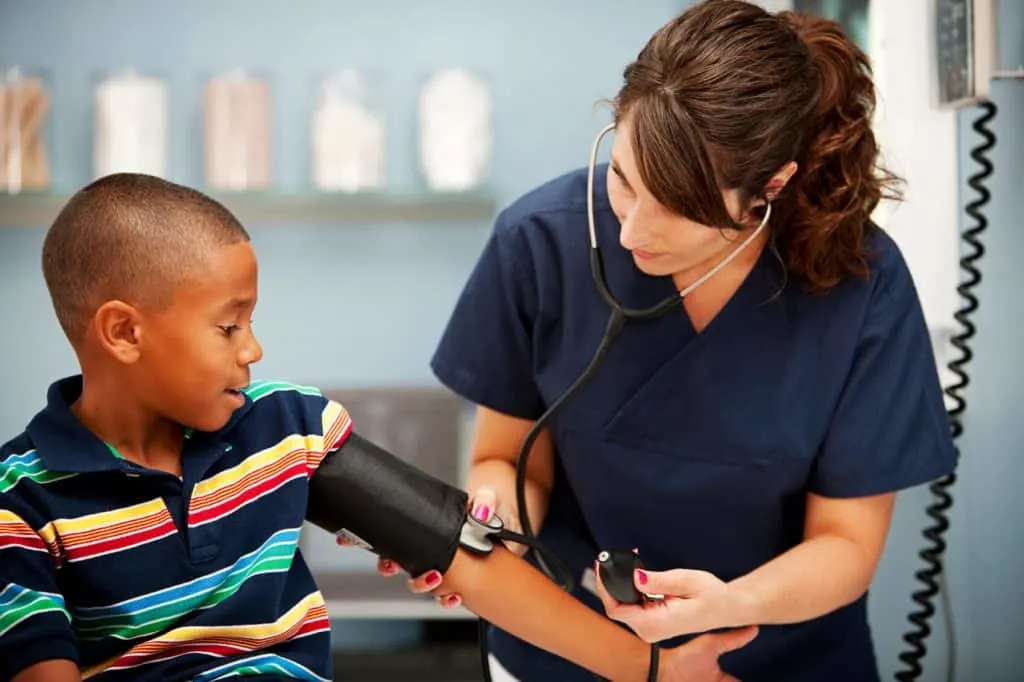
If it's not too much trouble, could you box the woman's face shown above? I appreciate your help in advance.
[605,116,756,280]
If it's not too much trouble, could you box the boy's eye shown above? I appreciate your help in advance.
[219,319,254,337]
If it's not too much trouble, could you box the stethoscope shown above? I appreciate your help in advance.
[477,123,772,682]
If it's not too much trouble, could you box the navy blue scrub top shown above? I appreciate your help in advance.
[430,166,957,682]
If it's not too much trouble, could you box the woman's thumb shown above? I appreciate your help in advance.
[635,568,707,598]
[706,625,759,655]
[470,487,497,522]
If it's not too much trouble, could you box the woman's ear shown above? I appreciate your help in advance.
[765,161,799,201]
[747,162,799,211]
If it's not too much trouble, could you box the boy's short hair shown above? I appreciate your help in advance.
[42,173,250,344]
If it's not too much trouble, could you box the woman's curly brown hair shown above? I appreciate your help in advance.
[614,0,903,292]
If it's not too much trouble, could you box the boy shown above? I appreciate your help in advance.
[0,174,754,681]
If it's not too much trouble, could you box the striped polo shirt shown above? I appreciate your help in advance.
[0,376,352,681]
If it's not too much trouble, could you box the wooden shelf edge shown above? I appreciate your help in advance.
[0,191,498,228]
[314,570,475,621]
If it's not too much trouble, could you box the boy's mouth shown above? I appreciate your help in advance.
[225,387,246,406]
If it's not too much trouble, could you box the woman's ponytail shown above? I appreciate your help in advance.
[774,12,903,290]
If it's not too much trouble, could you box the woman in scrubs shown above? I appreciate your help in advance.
[362,1,956,680]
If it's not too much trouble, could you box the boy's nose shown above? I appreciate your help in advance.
[240,334,263,366]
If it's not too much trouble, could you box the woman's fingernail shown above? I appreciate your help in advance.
[473,505,491,521]
[446,594,462,608]
[636,570,648,586]
[426,571,442,587]
[381,559,394,572]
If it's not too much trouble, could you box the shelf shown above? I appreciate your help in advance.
[315,571,475,621]
[0,190,498,228]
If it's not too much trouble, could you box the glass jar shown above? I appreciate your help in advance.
[0,67,52,194]
[203,69,272,191]
[93,69,169,179]
[311,69,386,193]
[418,68,492,192]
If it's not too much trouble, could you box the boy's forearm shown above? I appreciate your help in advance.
[12,660,81,682]
[443,546,650,682]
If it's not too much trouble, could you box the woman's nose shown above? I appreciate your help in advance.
[619,211,647,250]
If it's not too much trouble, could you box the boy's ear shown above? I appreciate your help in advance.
[93,301,144,364]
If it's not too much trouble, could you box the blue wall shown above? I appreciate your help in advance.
[0,0,684,429]
[1,1,1021,677]
[868,3,1024,680]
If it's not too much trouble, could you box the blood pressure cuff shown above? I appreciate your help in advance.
[306,431,471,577]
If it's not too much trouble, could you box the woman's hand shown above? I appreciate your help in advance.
[657,626,759,681]
[336,486,526,609]
[334,535,463,609]
[465,485,529,556]
[595,566,757,644]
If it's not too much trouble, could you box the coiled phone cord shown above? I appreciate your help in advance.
[895,99,997,682]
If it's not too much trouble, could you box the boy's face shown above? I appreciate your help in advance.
[132,241,263,433]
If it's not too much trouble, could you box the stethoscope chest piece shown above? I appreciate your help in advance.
[460,513,505,555]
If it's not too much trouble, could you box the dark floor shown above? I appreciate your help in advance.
[331,621,485,682]
[332,643,484,682]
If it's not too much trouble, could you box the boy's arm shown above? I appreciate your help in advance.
[13,660,82,682]
[443,545,650,681]
[0,509,79,681]
[305,427,655,681]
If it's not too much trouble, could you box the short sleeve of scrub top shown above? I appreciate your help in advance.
[431,209,546,422]
[808,265,956,497]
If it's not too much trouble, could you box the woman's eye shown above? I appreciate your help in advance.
[219,325,241,336]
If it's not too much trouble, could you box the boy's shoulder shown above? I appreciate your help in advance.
[1,429,36,464]
[240,379,325,407]
[2,427,54,481]
[236,379,329,427]
[230,379,352,445]
[0,430,74,524]
[1,431,41,492]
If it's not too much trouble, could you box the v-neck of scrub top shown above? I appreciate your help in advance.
[550,198,783,435]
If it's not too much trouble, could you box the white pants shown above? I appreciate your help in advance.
[487,654,521,682]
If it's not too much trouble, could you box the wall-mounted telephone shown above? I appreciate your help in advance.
[935,0,999,107]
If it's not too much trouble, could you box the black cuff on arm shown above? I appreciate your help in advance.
[306,432,470,577]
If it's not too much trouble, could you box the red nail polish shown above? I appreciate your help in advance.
[636,570,648,586]
[426,571,441,586]
[381,559,393,571]
[474,505,491,521]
